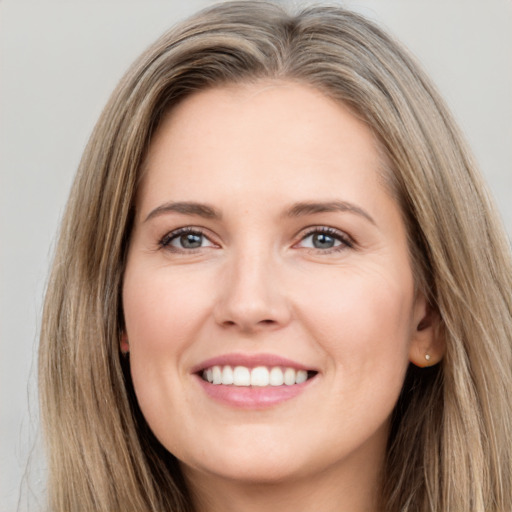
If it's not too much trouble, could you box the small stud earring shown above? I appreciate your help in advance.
[425,354,431,361]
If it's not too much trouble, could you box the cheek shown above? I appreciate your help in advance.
[123,266,212,355]
[122,265,215,452]
[294,263,414,377]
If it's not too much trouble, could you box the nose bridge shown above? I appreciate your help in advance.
[214,238,290,331]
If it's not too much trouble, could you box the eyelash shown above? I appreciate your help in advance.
[158,226,354,254]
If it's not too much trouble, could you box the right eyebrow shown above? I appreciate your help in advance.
[143,201,222,223]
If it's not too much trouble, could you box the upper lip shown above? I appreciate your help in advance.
[191,353,317,374]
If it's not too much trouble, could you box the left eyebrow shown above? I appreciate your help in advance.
[284,200,376,225]
[143,201,222,223]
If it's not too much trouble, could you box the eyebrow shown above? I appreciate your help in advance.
[144,201,221,222]
[144,199,375,225]
[284,200,376,225]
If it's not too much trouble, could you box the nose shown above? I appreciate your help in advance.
[213,248,291,334]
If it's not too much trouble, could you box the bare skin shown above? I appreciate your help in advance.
[122,81,441,512]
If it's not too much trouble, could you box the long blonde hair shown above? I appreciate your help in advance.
[39,2,512,510]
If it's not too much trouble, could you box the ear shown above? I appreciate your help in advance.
[120,332,130,355]
[408,292,444,368]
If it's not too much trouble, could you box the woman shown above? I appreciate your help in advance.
[39,2,512,511]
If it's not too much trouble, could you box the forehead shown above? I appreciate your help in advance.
[138,81,392,215]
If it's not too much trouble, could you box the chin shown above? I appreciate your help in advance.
[178,437,311,486]
[183,457,304,486]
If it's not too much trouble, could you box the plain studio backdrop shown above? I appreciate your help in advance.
[1,1,511,510]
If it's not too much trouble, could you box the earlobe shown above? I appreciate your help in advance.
[409,297,445,368]
[120,332,130,355]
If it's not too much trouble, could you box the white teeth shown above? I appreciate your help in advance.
[269,367,284,386]
[233,366,251,386]
[284,367,296,386]
[212,366,222,385]
[221,365,234,385]
[251,366,270,387]
[296,369,308,384]
[202,365,313,387]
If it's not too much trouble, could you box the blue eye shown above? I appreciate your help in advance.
[298,228,352,251]
[160,228,214,250]
[308,232,339,249]
[175,232,204,249]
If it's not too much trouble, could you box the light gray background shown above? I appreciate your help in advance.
[1,1,511,510]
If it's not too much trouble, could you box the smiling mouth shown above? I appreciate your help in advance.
[200,365,318,387]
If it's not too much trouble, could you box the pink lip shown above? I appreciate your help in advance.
[190,352,316,373]
[191,352,319,410]
[194,376,315,409]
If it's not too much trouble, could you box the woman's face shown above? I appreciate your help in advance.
[123,82,435,488]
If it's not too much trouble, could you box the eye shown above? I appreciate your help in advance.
[297,227,353,252]
[159,228,215,251]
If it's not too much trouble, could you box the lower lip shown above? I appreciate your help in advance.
[194,374,316,409]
